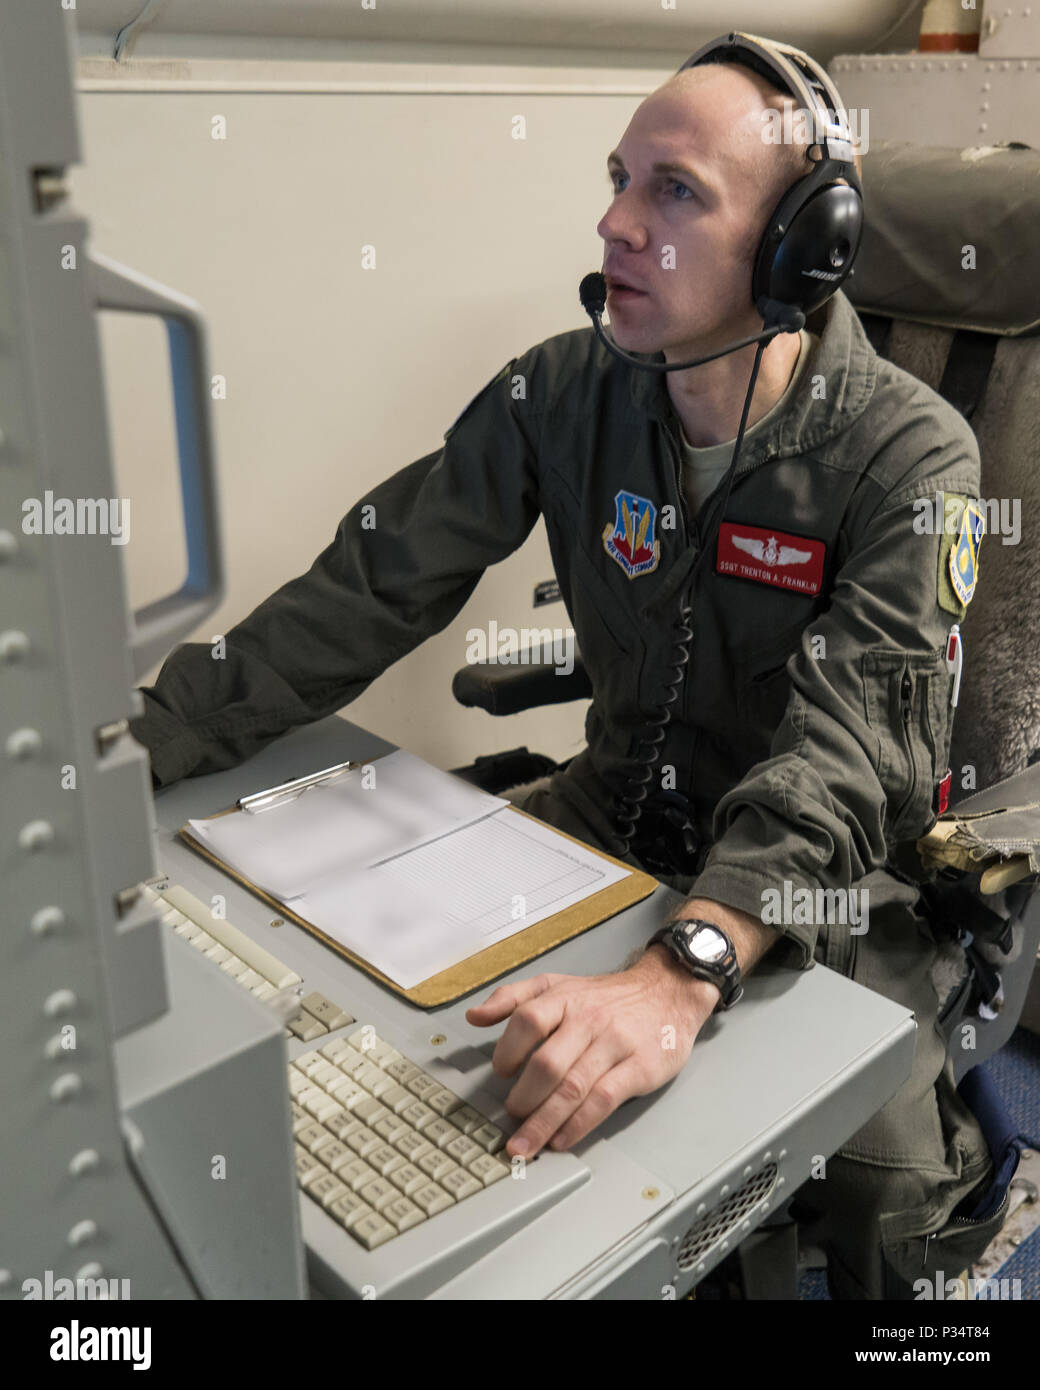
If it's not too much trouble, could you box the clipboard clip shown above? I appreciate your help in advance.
[237,760,362,814]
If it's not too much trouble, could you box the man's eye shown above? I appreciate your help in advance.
[668,180,694,200]
[610,171,628,192]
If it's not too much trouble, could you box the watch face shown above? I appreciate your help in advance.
[687,925,728,963]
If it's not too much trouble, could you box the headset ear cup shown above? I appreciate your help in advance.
[754,183,863,314]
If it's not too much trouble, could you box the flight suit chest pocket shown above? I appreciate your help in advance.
[733,621,805,734]
[863,649,952,844]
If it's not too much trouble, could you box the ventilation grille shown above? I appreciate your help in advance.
[676,1162,779,1271]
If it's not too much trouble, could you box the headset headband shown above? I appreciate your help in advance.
[678,31,861,193]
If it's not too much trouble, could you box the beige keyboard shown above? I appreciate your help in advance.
[144,882,513,1252]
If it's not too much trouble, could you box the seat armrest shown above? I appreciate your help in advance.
[452,649,592,716]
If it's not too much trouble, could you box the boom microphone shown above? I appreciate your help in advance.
[578,271,804,372]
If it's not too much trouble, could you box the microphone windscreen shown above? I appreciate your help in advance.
[579,271,607,316]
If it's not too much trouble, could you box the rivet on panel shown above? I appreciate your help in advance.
[50,1073,82,1102]
[696,1203,706,1216]
[0,530,17,560]
[74,1262,103,1281]
[19,820,54,852]
[68,1220,98,1247]
[44,988,77,1017]
[6,727,42,758]
[31,905,65,936]
[0,630,30,661]
[69,1149,100,1177]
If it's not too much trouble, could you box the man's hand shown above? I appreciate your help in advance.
[464,946,719,1159]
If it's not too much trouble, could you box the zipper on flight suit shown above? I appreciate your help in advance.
[894,662,919,827]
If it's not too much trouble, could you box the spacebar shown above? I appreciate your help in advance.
[161,885,302,989]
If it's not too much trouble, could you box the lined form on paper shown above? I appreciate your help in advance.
[298,811,629,988]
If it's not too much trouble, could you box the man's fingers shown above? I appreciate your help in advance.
[491,989,570,1078]
[464,972,559,1026]
[505,1034,632,1158]
[547,1058,647,1151]
[502,1011,597,1116]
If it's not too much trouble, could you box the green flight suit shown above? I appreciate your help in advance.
[131,288,998,1298]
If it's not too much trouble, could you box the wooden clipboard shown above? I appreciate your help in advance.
[177,804,659,1008]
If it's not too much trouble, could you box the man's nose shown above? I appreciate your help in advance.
[597,196,648,250]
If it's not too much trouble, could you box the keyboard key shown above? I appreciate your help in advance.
[238,968,265,991]
[383,1057,420,1086]
[367,1070,397,1099]
[189,930,215,952]
[388,1162,426,1196]
[316,1178,351,1210]
[394,1131,434,1165]
[353,1096,390,1126]
[469,1153,510,1187]
[288,1070,309,1098]
[297,1121,335,1155]
[251,982,276,1001]
[320,1038,351,1064]
[326,1113,364,1142]
[353,1065,386,1094]
[299,991,354,1031]
[345,1126,381,1159]
[353,1213,396,1250]
[289,1012,328,1042]
[380,1084,414,1115]
[424,1118,463,1150]
[294,1145,323,1182]
[425,1087,463,1117]
[406,1073,441,1103]
[301,1092,343,1124]
[471,1123,505,1154]
[372,1113,410,1145]
[300,1163,332,1195]
[400,1101,437,1132]
[219,955,249,981]
[383,1195,426,1232]
[290,1102,309,1136]
[203,944,232,967]
[412,1183,454,1217]
[367,1144,405,1177]
[161,886,302,989]
[327,1078,366,1109]
[330,1192,374,1232]
[445,1134,484,1168]
[358,1177,397,1212]
[319,1140,353,1173]
[449,1104,484,1135]
[441,1167,482,1201]
[295,1050,325,1075]
[309,1062,342,1090]
[338,1158,378,1193]
[417,1149,457,1182]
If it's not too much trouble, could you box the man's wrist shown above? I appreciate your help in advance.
[638,941,722,1016]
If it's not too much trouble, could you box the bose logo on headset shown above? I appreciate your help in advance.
[678,31,865,316]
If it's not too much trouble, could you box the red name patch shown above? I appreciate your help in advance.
[716,522,826,596]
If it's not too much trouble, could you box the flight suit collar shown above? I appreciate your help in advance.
[626,290,876,472]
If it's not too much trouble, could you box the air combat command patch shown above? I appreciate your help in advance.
[602,489,661,578]
[938,496,985,616]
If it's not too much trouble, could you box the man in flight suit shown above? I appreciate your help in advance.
[130,51,999,1298]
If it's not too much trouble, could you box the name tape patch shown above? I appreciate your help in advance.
[716,522,826,595]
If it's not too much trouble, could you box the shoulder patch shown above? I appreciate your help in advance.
[937,495,985,616]
[443,360,515,440]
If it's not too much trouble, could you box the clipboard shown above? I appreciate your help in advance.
[177,803,659,1009]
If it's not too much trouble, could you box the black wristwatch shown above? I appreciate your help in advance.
[648,919,744,1010]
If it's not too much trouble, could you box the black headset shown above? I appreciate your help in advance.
[678,30,864,316]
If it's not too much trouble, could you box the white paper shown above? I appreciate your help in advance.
[187,749,505,899]
[295,809,629,988]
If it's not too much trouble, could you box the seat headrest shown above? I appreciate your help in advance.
[847,140,1040,337]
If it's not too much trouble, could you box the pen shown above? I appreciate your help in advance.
[946,624,963,708]
[237,759,362,813]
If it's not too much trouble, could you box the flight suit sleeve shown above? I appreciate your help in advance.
[688,421,982,969]
[129,357,542,787]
